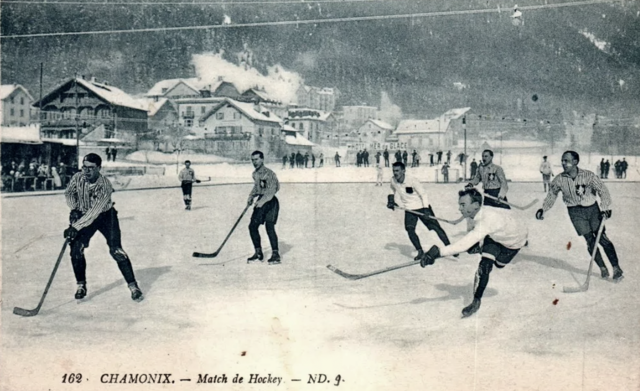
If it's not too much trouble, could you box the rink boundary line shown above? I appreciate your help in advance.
[3,179,639,199]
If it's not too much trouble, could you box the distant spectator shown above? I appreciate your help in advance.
[282,154,288,169]
[111,147,118,162]
[411,150,417,167]
[429,152,434,166]
[446,150,452,164]
[437,150,443,164]
[318,153,324,168]
[356,150,362,167]
[363,149,370,167]
[304,152,310,168]
[51,166,62,189]
[470,159,478,179]
[402,150,408,166]
[604,159,610,179]
[383,148,390,167]
[395,150,402,163]
[599,158,605,178]
[106,146,111,162]
[290,152,295,168]
[334,152,341,167]
[614,159,622,179]
[311,153,316,168]
[441,162,449,183]
[621,158,628,179]
[375,151,382,165]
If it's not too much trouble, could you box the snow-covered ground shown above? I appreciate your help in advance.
[1,181,639,391]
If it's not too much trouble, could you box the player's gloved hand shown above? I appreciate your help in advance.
[195,179,201,183]
[69,209,83,224]
[247,196,254,206]
[464,183,475,190]
[420,245,441,267]
[386,195,398,210]
[535,208,544,220]
[64,226,78,240]
[601,210,612,219]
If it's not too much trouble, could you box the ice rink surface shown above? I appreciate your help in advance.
[1,182,639,390]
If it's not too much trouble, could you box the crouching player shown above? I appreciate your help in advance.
[419,188,528,318]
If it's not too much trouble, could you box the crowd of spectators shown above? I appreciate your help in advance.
[1,158,77,192]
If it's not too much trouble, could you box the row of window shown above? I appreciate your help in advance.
[8,108,26,117]
[8,96,27,105]
[41,109,111,120]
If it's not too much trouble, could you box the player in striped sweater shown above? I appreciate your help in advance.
[178,160,201,210]
[536,151,623,281]
[467,149,510,209]
[247,150,282,265]
[64,153,143,302]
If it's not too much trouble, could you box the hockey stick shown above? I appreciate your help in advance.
[13,239,69,317]
[327,260,421,280]
[192,204,251,258]
[396,206,464,225]
[482,193,539,211]
[196,177,212,183]
[563,217,607,293]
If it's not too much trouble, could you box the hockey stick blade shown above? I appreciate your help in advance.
[13,307,39,317]
[13,239,69,317]
[327,260,421,280]
[562,284,588,293]
[192,251,220,258]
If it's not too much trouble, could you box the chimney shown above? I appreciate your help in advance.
[90,76,97,83]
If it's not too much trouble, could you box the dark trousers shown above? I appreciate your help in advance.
[404,207,451,251]
[249,196,280,252]
[472,236,521,299]
[70,208,136,285]
[181,181,193,205]
[569,204,620,269]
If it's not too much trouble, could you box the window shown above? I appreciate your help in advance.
[201,106,206,114]
[292,123,296,128]
[20,109,24,117]
[259,127,264,137]
[10,97,14,104]
[20,97,24,105]
[185,119,193,127]
[299,123,304,130]
[217,112,224,120]
[233,111,241,120]
[10,108,14,116]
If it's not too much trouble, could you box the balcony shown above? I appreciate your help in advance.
[204,133,251,141]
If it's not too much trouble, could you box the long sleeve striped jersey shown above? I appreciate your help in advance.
[65,172,114,231]
[541,168,612,212]
[179,168,196,182]
[469,162,509,197]
[250,165,279,202]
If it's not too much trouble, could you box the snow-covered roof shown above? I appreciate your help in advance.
[1,125,42,144]
[73,78,147,111]
[201,99,282,125]
[0,84,34,101]
[288,108,333,121]
[146,78,200,97]
[442,107,471,120]
[146,98,175,117]
[242,88,271,101]
[367,119,394,131]
[42,138,86,146]
[285,133,314,146]
[395,119,450,134]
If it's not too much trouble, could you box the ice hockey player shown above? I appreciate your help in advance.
[64,153,143,302]
[178,160,201,210]
[247,151,282,265]
[467,149,510,209]
[387,162,452,261]
[535,150,623,281]
[419,188,528,318]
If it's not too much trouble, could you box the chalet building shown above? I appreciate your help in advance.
[1,84,34,127]
[146,78,201,101]
[196,98,312,159]
[33,77,147,154]
[287,108,336,143]
[296,86,339,112]
[349,119,395,149]
[342,105,378,128]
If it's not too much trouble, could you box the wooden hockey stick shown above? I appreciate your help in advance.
[482,193,539,211]
[193,204,251,258]
[563,217,607,293]
[196,176,212,183]
[396,206,464,225]
[14,239,69,317]
[327,260,421,280]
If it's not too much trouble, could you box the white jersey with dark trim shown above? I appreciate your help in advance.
[389,174,428,210]
[440,206,528,257]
